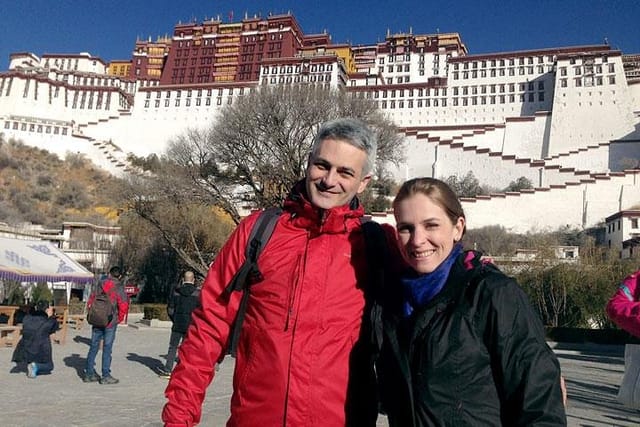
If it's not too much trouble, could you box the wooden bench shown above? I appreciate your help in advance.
[0,305,19,326]
[51,306,69,345]
[67,314,86,330]
[0,325,22,347]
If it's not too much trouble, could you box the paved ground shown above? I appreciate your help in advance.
[1,316,639,426]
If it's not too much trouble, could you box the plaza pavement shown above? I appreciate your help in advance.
[1,314,639,426]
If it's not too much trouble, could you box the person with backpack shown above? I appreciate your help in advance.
[157,270,201,378]
[162,118,396,426]
[83,265,129,385]
[11,300,58,378]
[374,177,566,426]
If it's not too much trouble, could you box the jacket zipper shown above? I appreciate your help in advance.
[282,235,310,425]
[284,238,308,331]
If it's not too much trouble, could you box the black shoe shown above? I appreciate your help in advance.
[99,375,119,385]
[83,372,100,383]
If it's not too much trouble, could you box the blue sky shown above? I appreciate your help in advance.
[2,0,639,70]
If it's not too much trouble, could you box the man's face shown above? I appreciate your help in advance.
[305,138,371,210]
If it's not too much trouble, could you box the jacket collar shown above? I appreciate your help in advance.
[282,179,365,235]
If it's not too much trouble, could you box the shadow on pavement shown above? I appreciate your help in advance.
[556,353,624,366]
[63,353,87,378]
[9,363,25,374]
[551,342,624,357]
[127,352,165,373]
[73,335,92,346]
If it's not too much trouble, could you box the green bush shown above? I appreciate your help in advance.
[68,301,85,315]
[128,303,144,314]
[5,280,25,305]
[30,282,53,304]
[143,304,169,321]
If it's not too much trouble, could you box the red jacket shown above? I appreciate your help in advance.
[606,269,640,337]
[87,276,129,326]
[163,185,385,426]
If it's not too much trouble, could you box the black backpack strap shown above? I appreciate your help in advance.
[360,219,388,354]
[345,218,390,422]
[224,207,282,357]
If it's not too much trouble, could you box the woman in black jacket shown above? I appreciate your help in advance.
[12,300,59,378]
[377,177,566,426]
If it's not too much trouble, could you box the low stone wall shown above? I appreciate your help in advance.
[547,327,640,345]
[138,318,172,328]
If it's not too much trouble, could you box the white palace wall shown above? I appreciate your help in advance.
[449,172,637,233]
[370,172,640,233]
[548,55,638,156]
[502,113,550,159]
[543,144,611,171]
[388,132,618,190]
[628,81,640,110]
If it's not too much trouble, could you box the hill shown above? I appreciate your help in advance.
[0,134,125,228]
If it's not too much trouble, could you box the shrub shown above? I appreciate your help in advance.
[143,303,169,321]
[30,282,53,304]
[128,303,144,314]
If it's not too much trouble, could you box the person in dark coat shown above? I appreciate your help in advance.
[11,300,59,378]
[376,177,566,426]
[157,271,200,378]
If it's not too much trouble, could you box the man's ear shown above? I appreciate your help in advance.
[357,174,372,194]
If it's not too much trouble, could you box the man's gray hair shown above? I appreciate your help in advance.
[310,118,377,176]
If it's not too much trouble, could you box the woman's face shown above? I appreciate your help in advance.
[394,193,465,274]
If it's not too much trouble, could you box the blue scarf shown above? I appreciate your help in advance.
[401,244,463,317]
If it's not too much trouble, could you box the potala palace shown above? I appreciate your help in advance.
[1,13,639,253]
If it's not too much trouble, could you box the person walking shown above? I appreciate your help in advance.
[162,118,390,426]
[157,270,200,378]
[375,177,566,426]
[606,269,640,336]
[83,265,129,385]
[606,269,640,408]
[11,300,58,378]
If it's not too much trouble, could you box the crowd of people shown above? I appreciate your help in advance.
[8,118,638,426]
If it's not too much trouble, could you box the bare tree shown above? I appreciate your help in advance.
[443,171,488,198]
[166,85,405,223]
[119,173,234,277]
[504,176,533,192]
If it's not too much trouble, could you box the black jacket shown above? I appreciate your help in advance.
[376,251,566,427]
[167,282,200,334]
[11,310,58,365]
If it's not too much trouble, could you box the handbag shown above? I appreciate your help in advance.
[617,343,640,409]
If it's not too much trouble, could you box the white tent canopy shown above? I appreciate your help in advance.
[0,236,94,284]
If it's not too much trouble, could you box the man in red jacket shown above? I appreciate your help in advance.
[163,118,383,426]
[83,265,129,385]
